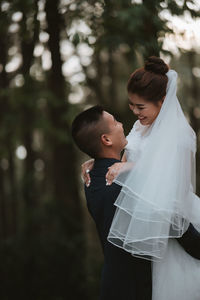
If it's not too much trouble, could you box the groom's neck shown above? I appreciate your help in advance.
[98,149,122,161]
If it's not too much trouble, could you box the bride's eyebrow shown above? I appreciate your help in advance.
[128,100,145,107]
[136,104,145,107]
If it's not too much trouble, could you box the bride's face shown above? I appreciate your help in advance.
[128,93,163,125]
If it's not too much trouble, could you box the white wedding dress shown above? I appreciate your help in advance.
[126,119,200,300]
[152,240,200,300]
[126,120,200,300]
[107,70,200,299]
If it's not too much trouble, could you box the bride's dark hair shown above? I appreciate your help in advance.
[127,56,169,103]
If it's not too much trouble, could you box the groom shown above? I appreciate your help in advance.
[72,105,200,300]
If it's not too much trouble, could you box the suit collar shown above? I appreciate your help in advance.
[94,158,121,169]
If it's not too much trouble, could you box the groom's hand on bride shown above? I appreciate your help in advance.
[81,159,94,187]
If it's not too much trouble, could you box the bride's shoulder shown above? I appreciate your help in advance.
[127,120,150,138]
[127,120,140,136]
[133,120,141,131]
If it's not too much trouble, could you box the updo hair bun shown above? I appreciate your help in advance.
[145,56,169,75]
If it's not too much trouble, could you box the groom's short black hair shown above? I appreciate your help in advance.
[71,105,109,158]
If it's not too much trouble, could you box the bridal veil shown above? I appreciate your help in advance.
[108,70,200,261]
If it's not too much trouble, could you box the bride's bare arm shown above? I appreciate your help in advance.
[106,160,133,186]
[82,153,128,186]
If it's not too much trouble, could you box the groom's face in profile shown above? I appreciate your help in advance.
[101,111,127,152]
[72,106,127,158]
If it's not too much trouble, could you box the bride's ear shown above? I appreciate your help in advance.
[161,96,165,103]
[101,134,112,146]
[158,96,165,108]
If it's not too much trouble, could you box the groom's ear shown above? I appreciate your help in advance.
[101,134,112,147]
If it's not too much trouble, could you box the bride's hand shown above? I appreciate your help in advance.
[105,162,126,186]
[81,159,94,187]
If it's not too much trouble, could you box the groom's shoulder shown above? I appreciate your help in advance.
[84,173,121,203]
[85,175,121,197]
[84,180,121,222]
[84,158,122,200]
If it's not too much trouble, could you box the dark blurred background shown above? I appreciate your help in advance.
[0,0,200,299]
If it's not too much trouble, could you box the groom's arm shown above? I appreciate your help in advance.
[177,223,200,259]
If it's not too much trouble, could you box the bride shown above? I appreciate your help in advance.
[82,56,200,299]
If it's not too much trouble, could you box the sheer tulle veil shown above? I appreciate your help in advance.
[108,70,200,261]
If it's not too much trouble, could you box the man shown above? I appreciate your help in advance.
[72,105,200,300]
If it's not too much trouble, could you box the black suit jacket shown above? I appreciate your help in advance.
[84,158,200,300]
[85,158,152,300]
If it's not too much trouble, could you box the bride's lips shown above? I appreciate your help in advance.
[138,116,146,120]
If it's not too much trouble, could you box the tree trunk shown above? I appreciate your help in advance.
[142,0,160,58]
[45,0,81,215]
[45,0,86,298]
[0,21,10,239]
[20,1,39,212]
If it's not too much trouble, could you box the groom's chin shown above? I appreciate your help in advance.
[123,138,128,148]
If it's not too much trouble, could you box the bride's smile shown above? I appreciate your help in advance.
[128,93,164,125]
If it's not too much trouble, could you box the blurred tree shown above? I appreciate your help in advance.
[45,0,86,297]
[171,51,200,193]
[19,0,39,212]
[0,0,10,239]
[0,0,87,299]
[73,0,200,128]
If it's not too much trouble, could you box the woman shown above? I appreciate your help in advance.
[82,57,200,299]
